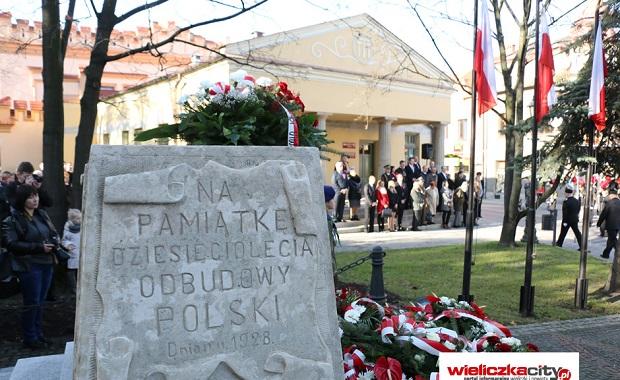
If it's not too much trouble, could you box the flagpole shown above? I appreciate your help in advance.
[459,0,479,303]
[575,5,600,309]
[520,0,540,317]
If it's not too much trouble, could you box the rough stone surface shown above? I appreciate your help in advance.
[8,354,64,380]
[74,146,342,379]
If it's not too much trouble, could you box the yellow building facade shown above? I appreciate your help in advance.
[97,14,454,182]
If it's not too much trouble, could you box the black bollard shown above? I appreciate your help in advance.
[369,246,386,303]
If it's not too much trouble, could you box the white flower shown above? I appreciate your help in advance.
[199,79,214,90]
[482,340,489,348]
[414,354,424,363]
[344,309,361,324]
[256,76,273,87]
[176,94,189,105]
[230,69,248,83]
[440,296,451,305]
[358,370,375,380]
[443,341,456,350]
[500,337,521,346]
[339,326,343,338]
[426,332,440,342]
[458,301,470,308]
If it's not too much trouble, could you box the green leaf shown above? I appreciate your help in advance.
[134,123,179,141]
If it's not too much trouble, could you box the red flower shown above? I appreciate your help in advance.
[497,343,513,352]
[426,294,441,303]
[405,305,424,313]
[526,343,539,352]
[294,95,305,111]
[470,302,486,318]
[312,118,319,128]
[374,357,402,380]
[384,305,394,317]
[278,81,288,93]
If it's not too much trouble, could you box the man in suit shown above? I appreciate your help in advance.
[394,160,408,183]
[365,175,378,232]
[380,165,395,187]
[556,185,583,250]
[597,189,620,258]
[334,161,348,222]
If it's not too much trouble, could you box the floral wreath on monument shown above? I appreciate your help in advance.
[337,288,538,380]
[135,70,331,152]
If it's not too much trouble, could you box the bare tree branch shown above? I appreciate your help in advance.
[61,0,77,59]
[504,0,521,27]
[106,0,268,62]
[115,0,169,24]
[88,0,100,18]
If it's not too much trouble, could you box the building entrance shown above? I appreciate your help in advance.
[359,142,375,182]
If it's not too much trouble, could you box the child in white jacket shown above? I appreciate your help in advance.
[62,209,81,294]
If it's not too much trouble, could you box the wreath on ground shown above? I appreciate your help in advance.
[337,288,538,379]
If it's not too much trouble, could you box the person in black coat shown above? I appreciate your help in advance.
[365,176,377,232]
[334,162,348,222]
[2,185,60,349]
[597,189,620,258]
[6,162,53,210]
[556,185,583,250]
[395,174,407,231]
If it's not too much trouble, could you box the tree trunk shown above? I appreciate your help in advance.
[41,0,66,231]
[70,1,116,208]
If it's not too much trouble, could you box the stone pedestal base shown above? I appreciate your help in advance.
[7,342,73,380]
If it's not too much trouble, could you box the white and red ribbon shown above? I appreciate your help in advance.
[280,104,299,147]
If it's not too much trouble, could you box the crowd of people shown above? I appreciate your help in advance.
[331,155,484,232]
[0,161,80,350]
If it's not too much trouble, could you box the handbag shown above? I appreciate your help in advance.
[381,208,393,218]
[54,246,71,264]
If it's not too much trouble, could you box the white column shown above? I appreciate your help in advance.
[317,112,331,177]
[378,117,396,174]
[433,123,446,168]
[317,112,330,131]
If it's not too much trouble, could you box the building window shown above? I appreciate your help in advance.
[404,133,417,159]
[122,131,129,145]
[102,133,110,145]
[133,128,142,145]
[458,119,467,139]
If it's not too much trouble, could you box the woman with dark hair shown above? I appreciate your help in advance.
[2,185,59,349]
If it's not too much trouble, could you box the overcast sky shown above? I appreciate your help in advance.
[3,0,593,75]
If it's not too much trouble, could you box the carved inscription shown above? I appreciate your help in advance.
[103,174,319,365]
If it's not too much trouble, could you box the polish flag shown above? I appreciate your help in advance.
[474,0,497,115]
[536,10,557,123]
[588,18,607,131]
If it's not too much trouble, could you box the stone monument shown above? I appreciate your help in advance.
[73,145,342,379]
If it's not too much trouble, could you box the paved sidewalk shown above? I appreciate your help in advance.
[510,315,620,380]
[337,198,613,267]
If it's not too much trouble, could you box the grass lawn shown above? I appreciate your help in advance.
[336,242,620,326]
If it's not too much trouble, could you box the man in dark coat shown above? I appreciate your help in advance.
[556,185,583,250]
[334,161,348,222]
[365,176,378,232]
[380,165,396,187]
[597,189,620,258]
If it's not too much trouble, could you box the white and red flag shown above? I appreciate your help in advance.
[588,17,607,131]
[536,10,557,123]
[474,0,497,115]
